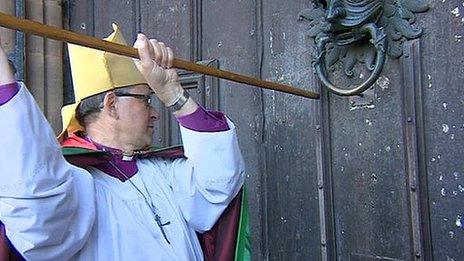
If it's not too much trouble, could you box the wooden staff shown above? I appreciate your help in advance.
[0,12,320,99]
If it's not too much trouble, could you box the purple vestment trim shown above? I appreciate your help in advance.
[176,106,230,132]
[0,82,19,106]
[90,139,139,182]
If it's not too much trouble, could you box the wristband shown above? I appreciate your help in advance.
[166,89,190,112]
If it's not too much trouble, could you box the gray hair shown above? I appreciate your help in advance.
[75,86,133,127]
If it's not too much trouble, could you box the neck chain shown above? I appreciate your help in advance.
[108,161,171,244]
[86,136,171,244]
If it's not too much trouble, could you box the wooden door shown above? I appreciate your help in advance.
[63,0,463,260]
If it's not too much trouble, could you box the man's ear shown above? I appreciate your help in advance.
[102,92,119,118]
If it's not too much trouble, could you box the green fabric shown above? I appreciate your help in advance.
[61,147,107,156]
[235,186,251,261]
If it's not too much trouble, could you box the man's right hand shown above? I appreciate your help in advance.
[0,34,15,85]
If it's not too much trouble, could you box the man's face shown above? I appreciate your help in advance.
[113,84,160,150]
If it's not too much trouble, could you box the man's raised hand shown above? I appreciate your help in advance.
[133,33,183,106]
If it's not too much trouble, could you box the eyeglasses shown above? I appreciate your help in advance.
[115,92,156,107]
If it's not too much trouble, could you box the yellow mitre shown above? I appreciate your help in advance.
[59,24,147,140]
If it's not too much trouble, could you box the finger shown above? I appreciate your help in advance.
[166,47,174,68]
[150,39,162,65]
[132,36,142,65]
[147,37,155,59]
[135,34,153,69]
[141,34,156,65]
[158,42,168,68]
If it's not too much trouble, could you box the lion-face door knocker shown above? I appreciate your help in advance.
[299,0,429,96]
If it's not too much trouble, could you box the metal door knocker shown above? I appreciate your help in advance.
[299,0,429,96]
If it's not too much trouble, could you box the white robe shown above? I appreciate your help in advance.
[0,83,245,261]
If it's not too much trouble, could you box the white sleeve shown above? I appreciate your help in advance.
[166,118,245,233]
[0,83,95,260]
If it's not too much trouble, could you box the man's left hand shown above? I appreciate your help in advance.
[133,33,183,106]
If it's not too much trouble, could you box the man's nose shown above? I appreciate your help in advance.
[150,107,160,121]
